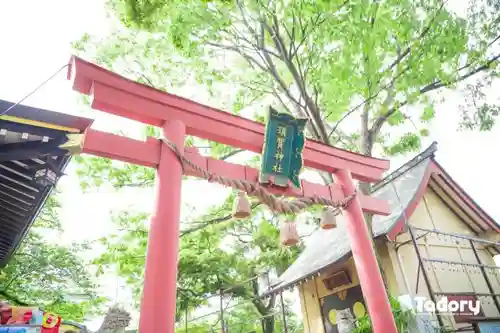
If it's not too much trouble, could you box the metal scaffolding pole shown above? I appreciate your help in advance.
[469,240,500,314]
[409,226,445,328]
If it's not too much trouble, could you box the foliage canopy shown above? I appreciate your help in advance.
[0,194,106,323]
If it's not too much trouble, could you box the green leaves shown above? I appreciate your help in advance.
[460,103,500,131]
[0,195,105,321]
[74,0,500,164]
[90,191,304,326]
[352,296,416,333]
[110,0,169,30]
[93,0,495,157]
[384,132,422,156]
[421,105,435,122]
[387,110,406,126]
[75,155,155,190]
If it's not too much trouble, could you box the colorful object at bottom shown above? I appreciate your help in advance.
[0,303,61,333]
[41,312,61,333]
[0,328,30,333]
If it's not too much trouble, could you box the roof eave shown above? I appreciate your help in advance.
[0,155,73,268]
[0,101,94,266]
[386,158,434,241]
[0,99,94,133]
[429,159,499,233]
[261,236,387,297]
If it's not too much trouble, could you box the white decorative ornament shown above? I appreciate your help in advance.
[336,308,356,333]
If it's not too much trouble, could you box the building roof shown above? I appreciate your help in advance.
[0,99,93,266]
[427,160,499,234]
[264,142,499,295]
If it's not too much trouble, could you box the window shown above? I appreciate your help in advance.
[322,270,351,290]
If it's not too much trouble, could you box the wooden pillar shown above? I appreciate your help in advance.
[335,169,397,333]
[138,120,186,333]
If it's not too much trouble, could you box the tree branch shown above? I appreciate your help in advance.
[488,33,500,48]
[219,149,245,160]
[0,291,29,306]
[264,13,330,143]
[212,1,331,145]
[180,203,261,237]
[370,52,500,135]
[419,53,500,94]
[358,2,380,156]
[326,1,445,139]
[383,1,446,75]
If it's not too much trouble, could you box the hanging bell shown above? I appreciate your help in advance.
[320,207,337,230]
[232,191,252,219]
[280,220,300,246]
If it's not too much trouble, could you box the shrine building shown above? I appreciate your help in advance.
[262,142,500,333]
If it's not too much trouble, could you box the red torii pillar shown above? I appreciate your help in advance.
[68,56,397,333]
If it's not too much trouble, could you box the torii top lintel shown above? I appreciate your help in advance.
[68,55,390,183]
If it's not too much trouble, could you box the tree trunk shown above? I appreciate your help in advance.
[358,133,389,292]
[359,182,389,291]
[252,278,276,333]
[261,315,275,333]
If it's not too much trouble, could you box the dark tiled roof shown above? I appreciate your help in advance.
[264,144,437,295]
[0,100,93,132]
[0,100,93,266]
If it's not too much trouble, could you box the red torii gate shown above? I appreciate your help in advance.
[68,56,397,333]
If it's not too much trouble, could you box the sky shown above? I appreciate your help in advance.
[0,0,499,330]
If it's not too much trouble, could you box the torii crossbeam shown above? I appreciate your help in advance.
[68,56,397,333]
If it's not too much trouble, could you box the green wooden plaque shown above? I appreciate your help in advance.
[259,107,308,188]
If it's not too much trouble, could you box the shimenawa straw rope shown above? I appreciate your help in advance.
[161,138,357,215]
